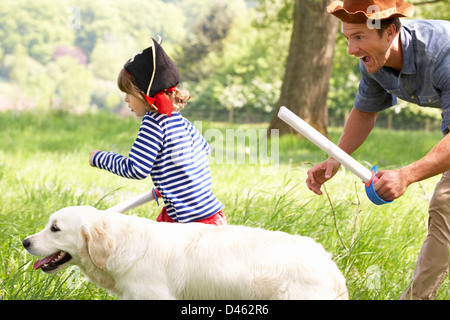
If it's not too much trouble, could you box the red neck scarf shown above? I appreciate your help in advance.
[141,86,177,117]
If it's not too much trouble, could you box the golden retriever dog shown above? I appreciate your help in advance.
[23,206,348,300]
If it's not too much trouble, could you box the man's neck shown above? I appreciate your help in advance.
[385,32,403,72]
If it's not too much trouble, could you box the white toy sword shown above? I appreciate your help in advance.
[106,188,160,213]
[278,106,391,205]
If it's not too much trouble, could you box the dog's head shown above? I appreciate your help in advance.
[23,206,115,274]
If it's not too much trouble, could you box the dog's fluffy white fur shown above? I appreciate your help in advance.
[24,206,348,300]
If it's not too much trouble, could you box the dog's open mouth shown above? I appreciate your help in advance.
[33,251,72,272]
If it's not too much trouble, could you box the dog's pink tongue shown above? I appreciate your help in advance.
[33,253,59,270]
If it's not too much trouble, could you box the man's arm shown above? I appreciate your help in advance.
[375,40,450,201]
[337,107,378,154]
[375,129,450,201]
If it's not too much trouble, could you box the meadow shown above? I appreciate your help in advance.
[1,110,448,300]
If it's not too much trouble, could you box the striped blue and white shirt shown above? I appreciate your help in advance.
[93,112,224,223]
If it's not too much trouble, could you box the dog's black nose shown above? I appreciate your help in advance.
[22,238,31,249]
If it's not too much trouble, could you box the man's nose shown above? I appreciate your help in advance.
[347,41,359,56]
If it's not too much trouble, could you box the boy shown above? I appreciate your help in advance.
[90,38,226,226]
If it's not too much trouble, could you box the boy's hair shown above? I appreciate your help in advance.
[376,17,401,37]
[117,68,190,112]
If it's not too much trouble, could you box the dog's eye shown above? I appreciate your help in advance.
[51,224,60,232]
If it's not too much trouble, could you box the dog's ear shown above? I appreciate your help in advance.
[81,221,114,268]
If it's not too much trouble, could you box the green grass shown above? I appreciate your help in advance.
[1,110,448,300]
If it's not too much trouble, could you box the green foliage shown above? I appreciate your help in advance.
[253,0,295,26]
[0,0,188,113]
[0,0,291,119]
[328,33,360,120]
[182,1,291,122]
[0,0,448,125]
[174,1,236,83]
[412,0,450,21]
[0,1,75,64]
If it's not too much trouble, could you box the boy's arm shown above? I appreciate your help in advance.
[90,115,163,180]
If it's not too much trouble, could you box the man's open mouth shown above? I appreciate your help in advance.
[361,56,371,64]
[33,251,72,273]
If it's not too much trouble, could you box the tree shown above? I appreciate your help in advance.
[269,0,338,136]
[174,0,236,83]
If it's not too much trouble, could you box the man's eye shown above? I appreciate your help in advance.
[51,224,60,232]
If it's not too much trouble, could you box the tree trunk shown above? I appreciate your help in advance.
[269,0,338,137]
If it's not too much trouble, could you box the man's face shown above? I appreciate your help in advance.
[342,22,394,74]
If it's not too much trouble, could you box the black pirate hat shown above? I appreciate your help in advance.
[124,38,179,116]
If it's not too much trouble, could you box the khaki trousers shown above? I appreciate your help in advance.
[400,170,450,300]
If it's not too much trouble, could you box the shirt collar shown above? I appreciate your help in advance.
[400,25,416,75]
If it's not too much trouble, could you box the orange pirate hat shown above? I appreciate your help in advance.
[124,38,179,117]
[327,0,414,23]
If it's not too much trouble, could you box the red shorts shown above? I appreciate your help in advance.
[156,207,227,226]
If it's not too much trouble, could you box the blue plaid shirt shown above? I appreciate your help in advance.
[354,20,450,133]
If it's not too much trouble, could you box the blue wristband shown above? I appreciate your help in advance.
[365,166,393,205]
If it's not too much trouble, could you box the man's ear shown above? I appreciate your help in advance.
[81,221,114,268]
[385,23,398,41]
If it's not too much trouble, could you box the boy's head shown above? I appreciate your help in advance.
[118,38,183,117]
[118,69,190,116]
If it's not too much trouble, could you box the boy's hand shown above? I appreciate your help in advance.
[89,149,101,167]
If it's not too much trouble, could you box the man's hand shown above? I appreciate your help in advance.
[306,158,341,195]
[374,169,411,202]
[89,149,101,167]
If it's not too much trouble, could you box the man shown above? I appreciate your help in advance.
[306,0,449,299]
